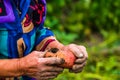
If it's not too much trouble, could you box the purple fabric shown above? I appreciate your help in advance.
[0,0,15,23]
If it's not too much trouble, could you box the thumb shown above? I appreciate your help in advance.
[68,45,84,58]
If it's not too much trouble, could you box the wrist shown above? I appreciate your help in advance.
[17,57,29,76]
[40,39,56,51]
[17,58,24,76]
[46,40,64,50]
[35,36,64,51]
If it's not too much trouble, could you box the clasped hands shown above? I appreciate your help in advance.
[19,44,88,80]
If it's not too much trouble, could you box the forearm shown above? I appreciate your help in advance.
[0,59,23,77]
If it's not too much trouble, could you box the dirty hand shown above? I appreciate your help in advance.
[63,44,88,73]
[18,51,64,80]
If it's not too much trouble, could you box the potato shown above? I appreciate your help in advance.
[44,48,76,68]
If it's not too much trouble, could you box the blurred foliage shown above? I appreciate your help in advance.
[45,0,120,80]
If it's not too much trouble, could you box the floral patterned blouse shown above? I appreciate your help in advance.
[0,0,54,80]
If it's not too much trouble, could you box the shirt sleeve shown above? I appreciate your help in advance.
[35,27,55,48]
[34,0,55,50]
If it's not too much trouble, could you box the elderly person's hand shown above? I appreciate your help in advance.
[45,38,88,73]
[19,51,64,80]
[64,44,88,73]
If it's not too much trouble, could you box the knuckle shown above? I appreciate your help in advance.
[69,44,76,47]
[32,51,38,54]
[80,46,86,50]
[41,67,47,72]
[52,58,58,64]
[70,44,76,46]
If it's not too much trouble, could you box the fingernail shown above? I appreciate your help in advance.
[61,58,65,64]
[79,53,84,58]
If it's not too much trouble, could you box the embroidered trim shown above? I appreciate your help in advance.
[40,39,55,51]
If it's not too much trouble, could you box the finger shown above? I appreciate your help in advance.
[69,67,83,73]
[40,57,65,65]
[24,69,38,76]
[31,72,59,80]
[37,76,56,80]
[68,44,84,58]
[72,61,86,71]
[39,72,59,77]
[25,72,37,77]
[78,46,88,59]
[41,66,64,72]
[75,58,87,64]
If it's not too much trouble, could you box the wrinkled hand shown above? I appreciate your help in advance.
[19,51,64,80]
[63,44,88,73]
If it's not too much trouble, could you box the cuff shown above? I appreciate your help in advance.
[35,36,56,51]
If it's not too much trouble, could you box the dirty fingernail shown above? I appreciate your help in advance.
[61,58,65,64]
